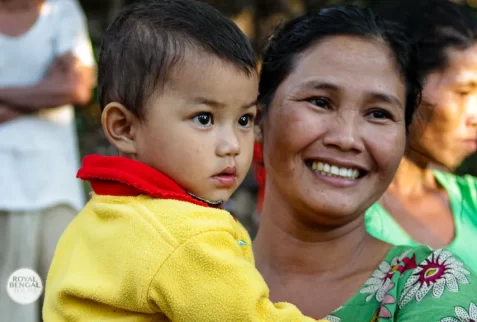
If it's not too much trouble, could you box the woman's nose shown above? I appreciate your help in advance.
[322,114,364,153]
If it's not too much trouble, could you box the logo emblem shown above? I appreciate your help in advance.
[6,268,43,305]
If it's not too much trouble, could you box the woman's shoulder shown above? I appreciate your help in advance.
[383,244,418,257]
[362,244,473,300]
[384,245,476,320]
[386,244,451,260]
[325,245,476,322]
[388,245,473,291]
[434,170,477,201]
[383,245,473,289]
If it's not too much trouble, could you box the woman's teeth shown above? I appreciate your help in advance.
[311,161,360,180]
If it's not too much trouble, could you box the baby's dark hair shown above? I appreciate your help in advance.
[98,0,257,119]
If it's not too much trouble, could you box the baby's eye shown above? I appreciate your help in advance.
[193,113,214,127]
[238,114,254,128]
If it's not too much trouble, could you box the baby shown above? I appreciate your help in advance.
[43,1,326,321]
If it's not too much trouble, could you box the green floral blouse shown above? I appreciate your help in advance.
[322,245,477,322]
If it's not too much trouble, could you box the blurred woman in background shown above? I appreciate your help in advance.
[0,0,95,321]
[366,0,477,272]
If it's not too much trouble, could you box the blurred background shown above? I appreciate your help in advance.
[2,2,476,321]
[75,0,477,237]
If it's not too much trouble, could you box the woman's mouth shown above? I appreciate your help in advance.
[461,139,477,152]
[305,160,368,187]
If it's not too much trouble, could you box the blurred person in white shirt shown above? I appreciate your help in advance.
[0,0,95,321]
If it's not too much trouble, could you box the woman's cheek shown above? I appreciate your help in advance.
[277,106,327,147]
[367,126,406,178]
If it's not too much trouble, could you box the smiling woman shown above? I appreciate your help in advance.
[262,34,409,219]
[253,5,477,322]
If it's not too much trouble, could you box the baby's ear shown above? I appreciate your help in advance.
[101,102,139,155]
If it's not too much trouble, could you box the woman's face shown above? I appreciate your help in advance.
[408,44,477,170]
[262,36,407,225]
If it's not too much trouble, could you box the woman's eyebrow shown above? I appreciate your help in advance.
[366,92,403,109]
[296,79,403,108]
[454,80,477,89]
[297,80,342,93]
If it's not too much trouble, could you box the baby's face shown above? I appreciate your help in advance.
[134,55,258,203]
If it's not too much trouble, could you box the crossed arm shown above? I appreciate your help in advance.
[0,52,95,122]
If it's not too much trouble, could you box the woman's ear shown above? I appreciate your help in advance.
[255,104,264,143]
[254,124,263,144]
[101,102,140,156]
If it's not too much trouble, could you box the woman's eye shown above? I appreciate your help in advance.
[457,90,471,97]
[193,113,214,127]
[308,97,331,109]
[238,114,254,128]
[368,109,392,120]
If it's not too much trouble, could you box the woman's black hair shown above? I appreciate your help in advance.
[258,5,422,130]
[373,0,477,78]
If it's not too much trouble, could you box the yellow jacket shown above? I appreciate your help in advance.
[43,155,322,322]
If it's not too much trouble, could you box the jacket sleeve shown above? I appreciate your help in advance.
[147,230,325,322]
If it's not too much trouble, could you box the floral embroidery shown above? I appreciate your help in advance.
[324,315,341,322]
[370,309,380,322]
[360,250,411,302]
[379,294,395,318]
[323,306,343,322]
[378,282,396,319]
[440,302,477,322]
[399,249,470,308]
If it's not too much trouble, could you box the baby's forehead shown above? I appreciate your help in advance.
[163,53,256,92]
[148,67,257,114]
[168,49,256,81]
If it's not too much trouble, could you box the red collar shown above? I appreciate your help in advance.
[77,154,214,208]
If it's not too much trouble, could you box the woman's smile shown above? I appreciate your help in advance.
[305,157,368,188]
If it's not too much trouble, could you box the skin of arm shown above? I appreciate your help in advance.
[0,52,95,113]
[0,104,24,123]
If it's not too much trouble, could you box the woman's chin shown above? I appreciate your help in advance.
[297,198,368,226]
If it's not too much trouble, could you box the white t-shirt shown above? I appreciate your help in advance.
[0,0,95,212]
